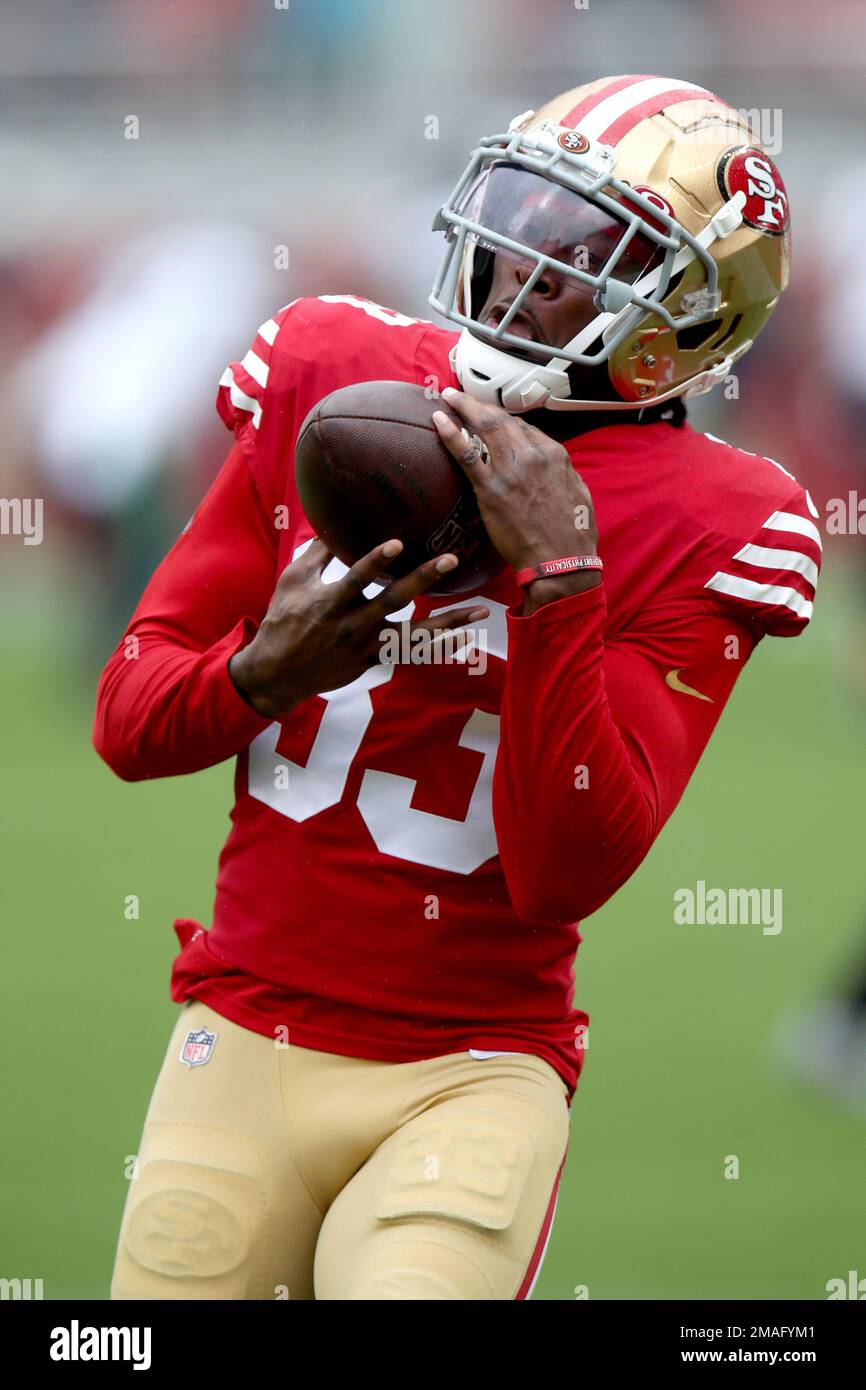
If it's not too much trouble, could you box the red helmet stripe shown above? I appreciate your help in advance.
[560,74,655,131]
[599,85,722,146]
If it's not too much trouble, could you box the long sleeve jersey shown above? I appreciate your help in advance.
[93,295,821,1096]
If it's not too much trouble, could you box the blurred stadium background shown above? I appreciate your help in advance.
[2,0,865,1299]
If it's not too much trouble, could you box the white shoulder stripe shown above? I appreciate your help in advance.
[701,433,799,482]
[705,571,813,620]
[219,366,262,429]
[240,349,268,389]
[732,542,819,590]
[317,294,426,327]
[760,453,796,482]
[763,509,823,550]
[257,318,280,347]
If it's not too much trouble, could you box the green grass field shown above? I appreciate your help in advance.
[2,566,864,1300]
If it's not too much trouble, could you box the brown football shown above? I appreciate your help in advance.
[293,380,505,595]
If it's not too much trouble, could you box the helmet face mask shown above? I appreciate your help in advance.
[440,153,703,368]
[429,77,790,413]
[457,162,668,364]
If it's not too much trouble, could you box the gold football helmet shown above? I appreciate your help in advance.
[430,74,790,412]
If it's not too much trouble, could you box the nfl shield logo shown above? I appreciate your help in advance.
[179,1027,217,1068]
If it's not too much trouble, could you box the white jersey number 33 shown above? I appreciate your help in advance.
[246,541,506,874]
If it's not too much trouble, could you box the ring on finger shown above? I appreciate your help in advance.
[459,427,490,466]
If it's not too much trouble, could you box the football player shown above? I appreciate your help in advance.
[95,75,820,1300]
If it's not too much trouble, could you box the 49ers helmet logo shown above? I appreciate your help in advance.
[717,146,789,235]
[557,129,590,154]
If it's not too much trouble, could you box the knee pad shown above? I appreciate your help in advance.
[112,1124,267,1300]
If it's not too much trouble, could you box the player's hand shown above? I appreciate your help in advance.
[432,388,601,610]
[228,538,488,719]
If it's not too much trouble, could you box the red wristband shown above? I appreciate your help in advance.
[515,555,603,587]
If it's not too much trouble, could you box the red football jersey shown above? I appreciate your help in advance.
[93,295,821,1097]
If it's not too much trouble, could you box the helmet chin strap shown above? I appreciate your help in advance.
[451,330,728,414]
[450,332,574,411]
[454,194,746,413]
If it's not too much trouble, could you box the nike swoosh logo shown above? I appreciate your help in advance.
[665,669,713,702]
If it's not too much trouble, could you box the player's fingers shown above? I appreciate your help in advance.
[431,410,491,480]
[277,536,334,589]
[439,386,515,459]
[291,530,335,575]
[365,552,460,618]
[376,610,486,666]
[410,605,489,634]
[330,538,404,608]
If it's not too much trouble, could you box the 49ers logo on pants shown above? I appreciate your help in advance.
[717,146,789,234]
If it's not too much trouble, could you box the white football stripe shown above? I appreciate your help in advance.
[763,509,823,550]
[578,77,709,141]
[219,367,262,428]
[240,349,269,389]
[705,570,813,620]
[732,542,819,590]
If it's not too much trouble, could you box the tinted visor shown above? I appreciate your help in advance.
[458,162,664,303]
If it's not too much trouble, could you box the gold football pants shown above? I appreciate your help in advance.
[110,999,571,1300]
